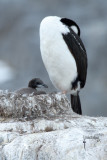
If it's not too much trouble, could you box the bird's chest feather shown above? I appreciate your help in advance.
[40,35,77,91]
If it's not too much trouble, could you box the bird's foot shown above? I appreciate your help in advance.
[62,90,67,94]
[57,91,67,95]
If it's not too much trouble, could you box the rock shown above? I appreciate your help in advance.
[0,90,107,160]
[0,90,71,119]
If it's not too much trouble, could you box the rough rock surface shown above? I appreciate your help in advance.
[0,91,107,160]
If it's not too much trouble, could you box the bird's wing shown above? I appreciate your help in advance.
[62,29,87,88]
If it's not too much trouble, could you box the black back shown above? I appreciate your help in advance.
[62,29,87,88]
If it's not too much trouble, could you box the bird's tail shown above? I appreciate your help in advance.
[70,94,82,115]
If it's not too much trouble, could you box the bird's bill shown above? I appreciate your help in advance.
[37,84,48,88]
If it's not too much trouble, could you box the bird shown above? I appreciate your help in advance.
[40,16,87,115]
[15,78,48,95]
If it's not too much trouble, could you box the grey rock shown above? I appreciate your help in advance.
[0,90,71,119]
[0,91,107,159]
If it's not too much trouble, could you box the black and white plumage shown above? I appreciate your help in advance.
[40,16,87,115]
[15,78,48,95]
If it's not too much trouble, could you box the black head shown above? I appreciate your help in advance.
[60,18,80,36]
[28,78,48,89]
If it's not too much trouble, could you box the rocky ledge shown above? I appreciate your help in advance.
[0,90,107,160]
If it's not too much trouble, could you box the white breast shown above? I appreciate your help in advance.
[40,16,78,92]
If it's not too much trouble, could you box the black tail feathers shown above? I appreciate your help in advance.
[70,94,82,115]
